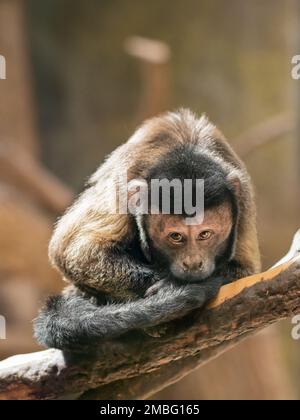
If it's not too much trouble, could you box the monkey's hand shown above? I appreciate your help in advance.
[143,276,223,338]
[145,276,223,304]
[130,265,164,296]
[144,277,170,297]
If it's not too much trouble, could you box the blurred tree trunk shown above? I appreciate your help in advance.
[0,0,38,155]
[0,0,64,359]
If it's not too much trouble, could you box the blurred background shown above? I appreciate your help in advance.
[0,0,300,400]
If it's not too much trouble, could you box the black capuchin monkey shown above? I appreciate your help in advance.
[34,109,261,349]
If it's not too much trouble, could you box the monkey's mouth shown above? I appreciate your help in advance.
[170,265,214,283]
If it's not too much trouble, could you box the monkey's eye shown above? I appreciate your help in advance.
[198,230,213,241]
[168,232,184,243]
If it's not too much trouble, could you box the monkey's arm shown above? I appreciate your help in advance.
[57,244,162,300]
[144,260,255,299]
[49,186,161,299]
[34,277,222,350]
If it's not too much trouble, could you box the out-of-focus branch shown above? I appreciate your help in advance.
[0,144,74,214]
[235,112,294,158]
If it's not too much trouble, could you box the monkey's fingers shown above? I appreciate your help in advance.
[144,279,169,298]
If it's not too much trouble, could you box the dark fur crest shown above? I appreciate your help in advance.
[146,145,235,212]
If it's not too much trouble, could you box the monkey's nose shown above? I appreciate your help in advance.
[182,262,189,272]
[182,261,203,272]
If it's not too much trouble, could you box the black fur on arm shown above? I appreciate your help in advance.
[34,277,222,350]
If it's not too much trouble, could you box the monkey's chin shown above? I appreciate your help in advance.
[170,268,214,283]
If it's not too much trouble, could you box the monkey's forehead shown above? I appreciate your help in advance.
[146,203,233,226]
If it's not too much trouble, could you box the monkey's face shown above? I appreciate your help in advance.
[146,202,233,282]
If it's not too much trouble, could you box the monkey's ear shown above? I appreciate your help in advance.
[135,214,152,263]
[227,173,241,198]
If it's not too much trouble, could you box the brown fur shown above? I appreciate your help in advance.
[49,109,261,300]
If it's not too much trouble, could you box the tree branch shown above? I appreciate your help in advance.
[0,230,300,400]
[0,143,74,214]
[234,112,294,158]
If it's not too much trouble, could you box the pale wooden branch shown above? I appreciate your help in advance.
[0,230,300,400]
